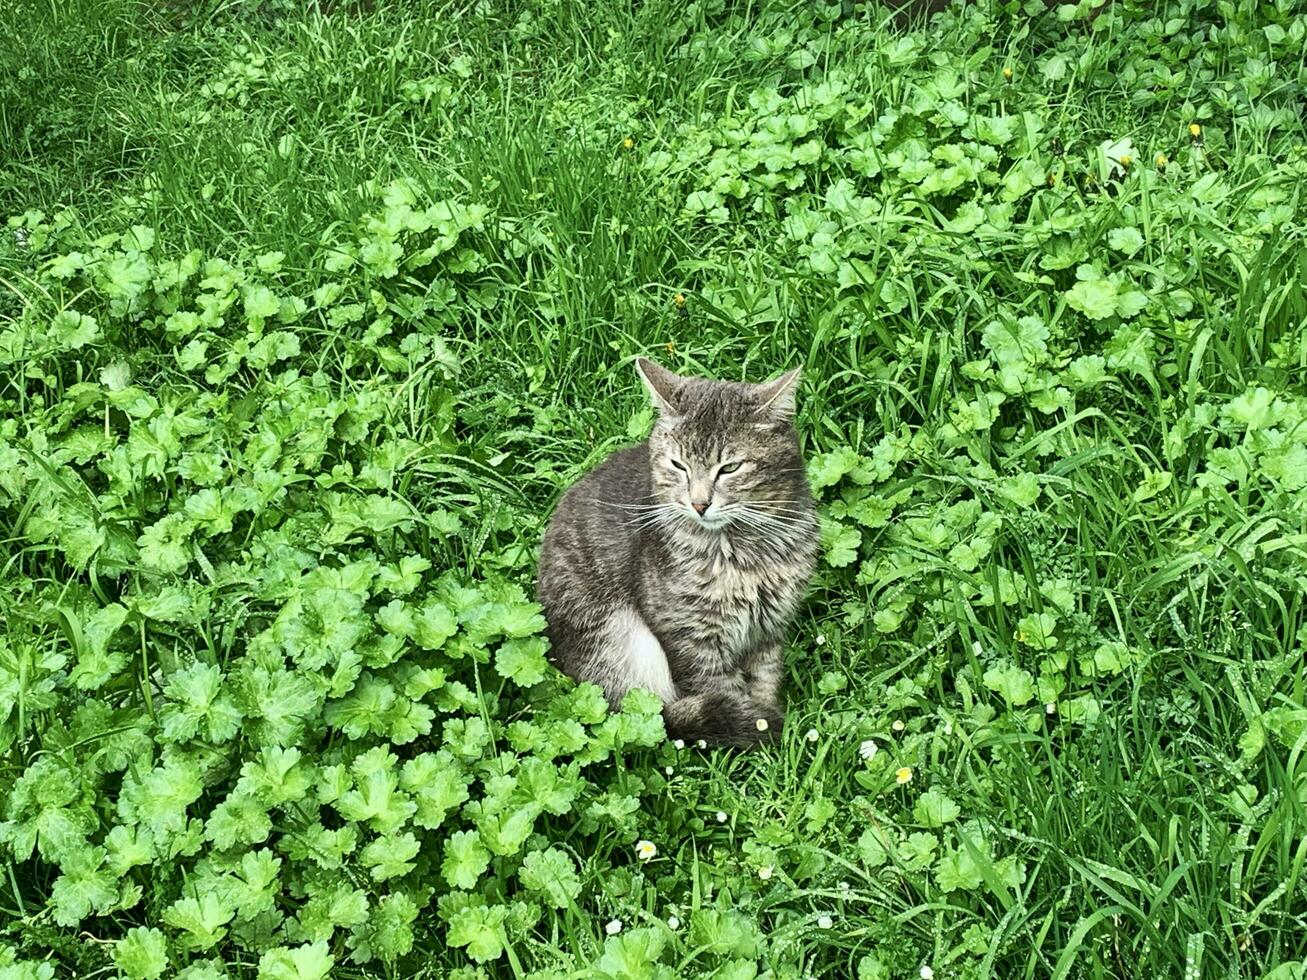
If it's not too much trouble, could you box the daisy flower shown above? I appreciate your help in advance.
[895,766,913,785]
[859,739,878,761]
[605,919,622,935]
[635,840,657,862]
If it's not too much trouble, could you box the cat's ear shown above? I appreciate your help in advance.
[754,367,801,421]
[635,358,682,417]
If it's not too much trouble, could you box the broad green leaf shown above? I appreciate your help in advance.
[112,927,168,980]
[442,829,491,889]
[822,521,861,567]
[163,892,236,950]
[446,904,508,962]
[518,847,582,909]
[1107,226,1144,255]
[914,789,961,827]
[1065,278,1119,320]
[594,927,670,979]
[257,942,334,980]
[982,661,1037,705]
[496,636,550,687]
[1014,612,1059,651]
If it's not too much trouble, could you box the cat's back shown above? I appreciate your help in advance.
[538,441,650,602]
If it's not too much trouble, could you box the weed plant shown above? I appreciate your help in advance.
[1,0,1305,977]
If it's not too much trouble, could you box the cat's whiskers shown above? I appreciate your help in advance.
[719,506,809,550]
[621,504,690,533]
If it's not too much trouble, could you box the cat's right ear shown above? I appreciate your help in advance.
[635,358,682,417]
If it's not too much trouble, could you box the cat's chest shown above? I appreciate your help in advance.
[654,546,804,654]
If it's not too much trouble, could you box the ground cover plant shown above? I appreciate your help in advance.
[1,0,1305,976]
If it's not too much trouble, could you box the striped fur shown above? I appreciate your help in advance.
[537,360,818,747]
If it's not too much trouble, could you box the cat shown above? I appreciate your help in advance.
[537,358,819,747]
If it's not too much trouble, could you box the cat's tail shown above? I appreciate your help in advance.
[662,692,782,748]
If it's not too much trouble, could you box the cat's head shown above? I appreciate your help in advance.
[635,358,811,532]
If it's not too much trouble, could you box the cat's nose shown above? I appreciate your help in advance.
[691,500,710,515]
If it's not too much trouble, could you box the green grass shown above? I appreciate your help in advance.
[2,0,1306,977]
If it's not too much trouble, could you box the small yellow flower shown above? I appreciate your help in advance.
[635,840,657,862]
[664,340,677,354]
[1119,154,1133,168]
[1155,152,1168,169]
[1189,122,1202,139]
[1002,66,1013,80]
[673,292,686,308]
[895,766,913,785]
[1046,172,1058,187]
[622,137,634,150]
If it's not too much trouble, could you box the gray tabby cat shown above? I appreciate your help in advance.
[537,359,819,747]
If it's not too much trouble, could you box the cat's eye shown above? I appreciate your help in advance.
[718,461,743,475]
[669,459,687,472]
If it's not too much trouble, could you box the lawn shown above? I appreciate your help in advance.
[1,0,1305,977]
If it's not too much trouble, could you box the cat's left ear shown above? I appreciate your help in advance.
[754,367,801,421]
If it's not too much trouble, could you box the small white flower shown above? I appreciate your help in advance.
[805,728,819,743]
[859,739,878,761]
[837,880,850,891]
[1046,702,1057,715]
[972,640,983,657]
[817,914,833,929]
[891,719,905,732]
[920,967,935,980]
[715,811,728,823]
[635,840,657,862]
[664,765,674,776]
[605,919,622,935]
[673,739,686,750]
[757,865,773,880]
[755,717,769,732]
[815,634,826,646]
[696,739,707,749]
[667,915,680,930]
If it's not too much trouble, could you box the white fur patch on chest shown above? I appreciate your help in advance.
[606,607,677,702]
